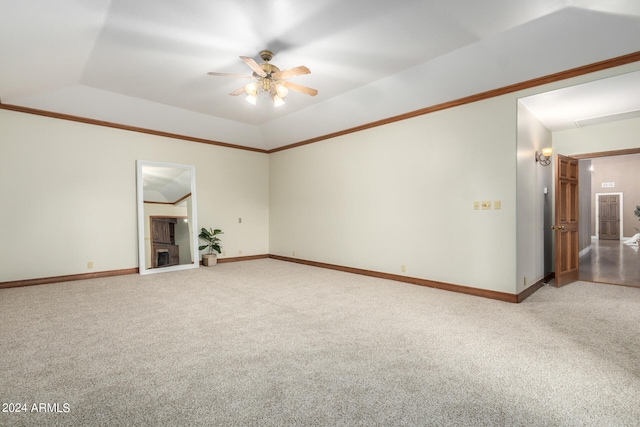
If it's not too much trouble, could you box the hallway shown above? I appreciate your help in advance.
[579,239,640,287]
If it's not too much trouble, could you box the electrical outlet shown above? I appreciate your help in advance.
[494,200,501,210]
[481,201,491,210]
[239,217,242,223]
[293,250,296,257]
[401,265,406,273]
[239,250,243,255]
[473,201,479,210]
[87,261,93,269]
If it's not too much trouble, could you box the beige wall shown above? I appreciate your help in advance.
[0,110,270,282]
[271,96,519,293]
[554,117,640,156]
[578,160,593,251]
[516,103,553,292]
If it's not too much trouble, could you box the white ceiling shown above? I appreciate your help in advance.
[1,0,640,150]
[519,70,640,132]
[142,165,191,203]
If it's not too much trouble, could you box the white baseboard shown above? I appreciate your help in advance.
[591,235,635,241]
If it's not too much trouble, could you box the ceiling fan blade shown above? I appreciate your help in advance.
[280,81,318,97]
[240,56,267,77]
[272,66,310,80]
[207,72,253,78]
[229,87,247,96]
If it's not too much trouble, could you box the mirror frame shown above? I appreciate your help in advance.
[136,160,199,275]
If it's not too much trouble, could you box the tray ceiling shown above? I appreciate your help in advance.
[1,0,639,150]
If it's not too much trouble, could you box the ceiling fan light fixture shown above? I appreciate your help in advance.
[276,85,288,98]
[208,50,317,107]
[245,93,257,105]
[245,82,258,96]
[273,95,285,107]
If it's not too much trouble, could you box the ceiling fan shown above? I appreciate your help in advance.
[207,50,318,107]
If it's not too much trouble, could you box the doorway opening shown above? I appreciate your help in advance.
[517,69,640,291]
[575,152,640,287]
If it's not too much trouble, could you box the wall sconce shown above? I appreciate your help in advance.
[535,147,553,166]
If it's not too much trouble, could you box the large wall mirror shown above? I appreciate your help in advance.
[136,160,199,275]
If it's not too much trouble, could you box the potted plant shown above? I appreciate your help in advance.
[199,227,223,266]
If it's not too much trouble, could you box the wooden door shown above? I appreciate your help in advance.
[599,195,620,240]
[554,154,579,287]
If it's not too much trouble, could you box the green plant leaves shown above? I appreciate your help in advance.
[198,227,223,254]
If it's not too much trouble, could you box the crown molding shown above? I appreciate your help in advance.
[2,51,639,154]
[0,102,268,154]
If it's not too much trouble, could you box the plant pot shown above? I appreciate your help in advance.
[202,254,217,266]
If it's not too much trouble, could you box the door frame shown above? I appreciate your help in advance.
[594,192,624,240]
[556,148,640,287]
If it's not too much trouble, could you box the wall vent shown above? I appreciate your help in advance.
[575,109,640,128]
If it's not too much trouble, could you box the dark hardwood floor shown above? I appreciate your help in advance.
[579,239,640,287]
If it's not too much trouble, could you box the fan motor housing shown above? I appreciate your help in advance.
[259,50,274,62]
[259,63,280,76]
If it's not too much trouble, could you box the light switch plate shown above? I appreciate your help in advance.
[494,200,501,210]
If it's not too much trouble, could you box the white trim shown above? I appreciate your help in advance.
[594,192,624,239]
[578,245,591,257]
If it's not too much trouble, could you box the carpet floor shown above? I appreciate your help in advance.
[1,259,639,426]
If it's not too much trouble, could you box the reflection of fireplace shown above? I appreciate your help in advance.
[156,249,169,267]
